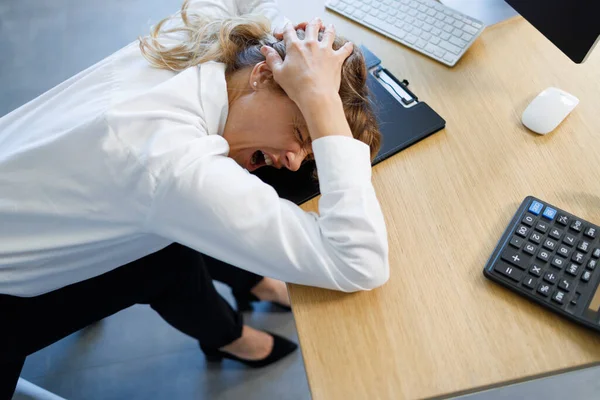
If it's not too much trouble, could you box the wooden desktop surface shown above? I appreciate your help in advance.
[280,2,600,399]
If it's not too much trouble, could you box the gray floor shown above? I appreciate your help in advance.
[1,1,599,399]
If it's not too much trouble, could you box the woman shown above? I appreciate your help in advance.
[0,0,389,395]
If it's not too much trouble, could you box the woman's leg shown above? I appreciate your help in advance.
[202,254,291,308]
[0,244,244,396]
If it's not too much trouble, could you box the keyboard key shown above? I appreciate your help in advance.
[570,292,580,305]
[416,14,426,21]
[537,249,551,262]
[544,272,558,284]
[421,32,432,41]
[552,290,566,305]
[408,9,417,16]
[452,28,464,37]
[557,245,571,258]
[444,16,455,24]
[528,200,544,215]
[523,243,537,255]
[463,24,479,35]
[584,226,597,239]
[416,38,427,48]
[494,262,524,282]
[588,259,597,270]
[405,33,418,44]
[570,219,583,232]
[522,276,537,289]
[535,221,549,233]
[578,240,591,253]
[453,20,465,29]
[426,16,435,25]
[433,47,445,58]
[432,27,442,35]
[413,27,423,36]
[501,248,529,269]
[441,32,451,40]
[572,252,585,264]
[582,270,592,282]
[430,36,441,45]
[443,8,453,15]
[443,53,456,64]
[542,207,557,220]
[422,23,433,32]
[558,278,572,292]
[462,32,474,41]
[594,248,600,258]
[556,214,569,226]
[543,239,557,251]
[472,22,483,28]
[435,11,445,19]
[418,4,427,12]
[529,264,543,277]
[549,228,562,240]
[439,40,461,55]
[404,25,413,32]
[537,283,551,297]
[424,43,437,54]
[449,36,467,48]
[427,8,436,17]
[551,257,565,269]
[563,233,577,247]
[529,232,542,244]
[566,263,580,276]
[522,214,535,226]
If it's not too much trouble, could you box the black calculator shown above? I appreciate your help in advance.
[484,196,600,332]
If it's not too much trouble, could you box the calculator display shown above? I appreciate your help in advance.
[589,285,600,312]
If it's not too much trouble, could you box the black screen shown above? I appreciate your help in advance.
[505,0,600,63]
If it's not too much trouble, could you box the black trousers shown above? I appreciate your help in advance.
[0,243,264,398]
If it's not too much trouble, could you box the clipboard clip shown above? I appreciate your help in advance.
[371,66,419,108]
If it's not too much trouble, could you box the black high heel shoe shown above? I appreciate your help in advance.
[232,291,291,312]
[201,332,298,368]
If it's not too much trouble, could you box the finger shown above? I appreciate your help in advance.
[305,17,322,41]
[282,22,299,46]
[335,41,354,61]
[321,24,336,47]
[260,46,283,72]
[274,22,309,40]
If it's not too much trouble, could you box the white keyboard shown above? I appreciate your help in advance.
[326,0,485,67]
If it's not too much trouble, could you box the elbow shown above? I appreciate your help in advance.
[336,245,390,293]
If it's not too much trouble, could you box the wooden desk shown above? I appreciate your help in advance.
[280,2,600,399]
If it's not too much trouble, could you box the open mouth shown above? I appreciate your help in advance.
[249,150,274,170]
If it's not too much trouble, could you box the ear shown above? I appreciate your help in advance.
[249,61,274,90]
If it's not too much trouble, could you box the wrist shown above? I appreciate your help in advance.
[297,93,353,140]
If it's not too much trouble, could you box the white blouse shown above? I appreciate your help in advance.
[0,0,389,297]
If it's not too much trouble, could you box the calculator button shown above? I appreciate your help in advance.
[593,248,600,258]
[510,236,524,248]
[542,207,557,220]
[557,245,571,258]
[551,257,565,269]
[528,200,544,215]
[570,219,583,232]
[537,283,551,297]
[529,264,543,277]
[522,276,537,289]
[587,259,597,271]
[577,240,590,253]
[558,278,572,292]
[494,262,524,282]
[501,248,529,269]
[543,239,557,251]
[552,290,566,305]
[544,272,558,284]
[572,252,585,264]
[563,234,577,247]
[515,225,529,238]
[522,214,535,226]
[571,292,580,305]
[556,214,569,226]
[529,232,543,244]
[535,222,549,233]
[537,249,551,262]
[566,263,580,276]
[584,226,597,239]
[523,243,537,255]
[581,270,592,282]
[548,228,562,240]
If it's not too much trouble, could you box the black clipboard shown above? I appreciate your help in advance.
[253,46,446,205]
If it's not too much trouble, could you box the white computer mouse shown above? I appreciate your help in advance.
[521,87,579,135]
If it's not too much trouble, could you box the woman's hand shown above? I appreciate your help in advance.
[260,18,354,140]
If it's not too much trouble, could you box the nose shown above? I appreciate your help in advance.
[283,151,304,172]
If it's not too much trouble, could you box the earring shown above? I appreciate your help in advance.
[253,82,258,87]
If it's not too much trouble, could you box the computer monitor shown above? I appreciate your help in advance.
[504,0,600,64]
[440,0,600,64]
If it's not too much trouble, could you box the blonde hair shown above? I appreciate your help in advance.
[139,0,381,160]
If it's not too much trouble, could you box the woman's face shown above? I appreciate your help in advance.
[223,63,312,172]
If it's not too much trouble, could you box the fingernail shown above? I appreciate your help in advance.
[313,17,321,23]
